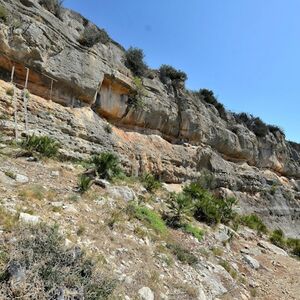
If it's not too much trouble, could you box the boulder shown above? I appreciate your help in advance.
[107,186,136,202]
[243,255,260,269]
[19,213,40,224]
[138,287,154,300]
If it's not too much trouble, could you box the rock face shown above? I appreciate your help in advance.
[0,0,299,238]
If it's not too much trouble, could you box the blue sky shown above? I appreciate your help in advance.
[64,0,300,142]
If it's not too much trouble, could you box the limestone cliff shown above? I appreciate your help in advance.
[0,0,299,237]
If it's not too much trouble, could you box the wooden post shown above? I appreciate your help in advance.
[10,65,18,141]
[23,67,29,133]
[49,78,54,101]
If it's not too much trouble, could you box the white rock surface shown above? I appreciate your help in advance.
[243,255,260,269]
[15,174,29,183]
[138,287,154,300]
[19,213,40,224]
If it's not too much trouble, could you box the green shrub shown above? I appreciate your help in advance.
[159,64,187,85]
[183,183,237,225]
[0,5,8,23]
[270,229,286,249]
[78,174,93,193]
[197,89,226,120]
[167,243,198,266]
[128,77,147,109]
[104,123,112,134]
[141,173,162,193]
[39,0,64,18]
[286,238,300,257]
[78,25,110,47]
[124,47,148,77]
[0,224,115,299]
[6,87,14,96]
[182,224,203,241]
[165,192,193,228]
[234,113,269,137]
[128,204,167,235]
[239,214,268,234]
[91,152,122,180]
[219,260,237,279]
[21,135,60,157]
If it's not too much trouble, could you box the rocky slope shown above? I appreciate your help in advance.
[0,142,299,300]
[0,0,299,238]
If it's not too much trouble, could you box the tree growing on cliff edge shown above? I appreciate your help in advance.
[39,0,64,19]
[124,47,148,77]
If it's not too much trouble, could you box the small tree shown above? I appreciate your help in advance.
[159,64,187,86]
[124,47,148,77]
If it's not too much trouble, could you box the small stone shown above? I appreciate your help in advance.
[26,157,38,162]
[94,178,111,188]
[243,255,260,269]
[19,213,40,224]
[15,174,29,183]
[51,170,60,177]
[0,143,6,149]
[51,201,64,208]
[138,287,154,300]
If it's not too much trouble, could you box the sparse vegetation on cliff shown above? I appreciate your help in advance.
[124,47,148,77]
[78,25,110,47]
[0,5,8,23]
[128,77,148,109]
[159,64,187,87]
[196,89,227,120]
[39,0,64,19]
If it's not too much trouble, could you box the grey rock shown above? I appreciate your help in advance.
[243,255,260,269]
[258,240,288,256]
[7,260,26,282]
[94,178,111,188]
[19,212,40,224]
[138,287,154,300]
[15,174,29,183]
[51,201,64,208]
[107,186,136,202]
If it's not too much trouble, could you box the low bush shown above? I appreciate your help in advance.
[268,125,285,136]
[0,224,115,299]
[239,214,268,234]
[91,152,122,180]
[78,174,93,193]
[234,113,269,137]
[141,173,162,193]
[219,260,237,279]
[128,77,147,109]
[20,135,60,158]
[165,192,193,228]
[5,87,14,96]
[134,206,167,234]
[159,64,187,86]
[0,5,8,23]
[196,89,227,120]
[182,224,203,241]
[124,47,148,77]
[78,25,110,47]
[270,229,286,249]
[184,183,237,225]
[167,243,198,266]
[0,207,18,232]
[39,0,64,18]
